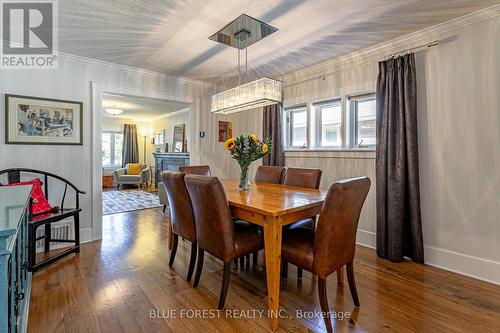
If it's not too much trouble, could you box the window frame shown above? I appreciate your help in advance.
[348,93,377,149]
[314,98,343,149]
[102,131,124,167]
[285,105,309,149]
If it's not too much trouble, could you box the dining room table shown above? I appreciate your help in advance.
[221,179,328,332]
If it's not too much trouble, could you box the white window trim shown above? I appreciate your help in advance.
[284,91,376,152]
[285,104,309,149]
[313,98,342,149]
[348,93,377,149]
[102,131,123,167]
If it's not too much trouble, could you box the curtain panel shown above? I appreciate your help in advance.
[262,103,284,166]
[122,124,139,167]
[376,53,424,263]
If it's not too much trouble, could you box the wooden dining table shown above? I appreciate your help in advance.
[221,179,327,332]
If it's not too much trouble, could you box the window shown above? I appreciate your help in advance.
[154,131,164,145]
[286,106,308,148]
[284,92,376,150]
[349,94,376,147]
[315,100,342,147]
[102,132,123,167]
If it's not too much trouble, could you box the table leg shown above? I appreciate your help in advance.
[263,216,282,332]
[337,265,345,284]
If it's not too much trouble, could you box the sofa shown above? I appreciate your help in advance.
[113,163,151,189]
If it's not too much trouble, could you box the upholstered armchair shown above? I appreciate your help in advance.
[113,164,151,189]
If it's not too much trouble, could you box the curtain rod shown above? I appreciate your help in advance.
[387,40,439,59]
[283,40,439,88]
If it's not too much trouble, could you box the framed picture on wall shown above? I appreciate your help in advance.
[5,94,83,145]
[218,121,232,142]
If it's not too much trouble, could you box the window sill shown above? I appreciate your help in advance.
[284,149,375,159]
[284,148,375,153]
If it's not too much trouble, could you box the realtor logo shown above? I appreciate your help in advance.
[1,0,58,69]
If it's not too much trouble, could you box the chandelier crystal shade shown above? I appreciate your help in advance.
[211,77,282,114]
[209,14,281,114]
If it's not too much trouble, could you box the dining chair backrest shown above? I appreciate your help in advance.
[282,167,322,189]
[161,171,196,242]
[179,165,211,176]
[184,175,236,262]
[313,177,371,277]
[254,165,285,184]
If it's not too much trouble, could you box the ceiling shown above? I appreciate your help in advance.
[60,0,499,83]
[102,94,190,120]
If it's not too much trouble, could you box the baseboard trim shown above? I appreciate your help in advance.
[80,228,93,244]
[424,245,500,286]
[356,229,376,249]
[356,229,500,285]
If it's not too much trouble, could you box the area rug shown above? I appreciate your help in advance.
[103,190,162,215]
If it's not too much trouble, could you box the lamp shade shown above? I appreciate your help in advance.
[211,77,282,114]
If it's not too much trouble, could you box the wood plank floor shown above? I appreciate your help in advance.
[28,208,500,332]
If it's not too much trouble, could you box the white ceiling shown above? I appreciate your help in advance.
[102,94,190,119]
[60,0,499,82]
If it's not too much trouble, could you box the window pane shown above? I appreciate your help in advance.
[114,134,123,166]
[291,110,307,147]
[320,103,341,147]
[357,99,376,145]
[102,133,111,166]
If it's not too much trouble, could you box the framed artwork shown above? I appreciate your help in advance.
[218,121,232,142]
[5,94,83,145]
[172,124,185,152]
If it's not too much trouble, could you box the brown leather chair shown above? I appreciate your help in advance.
[281,177,370,332]
[282,167,322,278]
[254,165,285,184]
[161,171,197,282]
[185,175,263,309]
[179,165,211,176]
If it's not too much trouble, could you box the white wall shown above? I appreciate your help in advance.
[0,54,215,243]
[278,12,500,284]
[195,107,264,179]
[153,110,191,153]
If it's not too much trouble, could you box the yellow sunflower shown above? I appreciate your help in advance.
[261,143,268,154]
[224,138,236,150]
[250,134,258,143]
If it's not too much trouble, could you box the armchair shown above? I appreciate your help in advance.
[113,164,151,189]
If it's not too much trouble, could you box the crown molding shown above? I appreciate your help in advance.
[280,4,500,86]
[57,52,215,89]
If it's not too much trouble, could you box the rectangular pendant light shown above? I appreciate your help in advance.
[211,77,282,114]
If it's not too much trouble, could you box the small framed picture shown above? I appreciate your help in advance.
[5,94,83,145]
[218,121,232,142]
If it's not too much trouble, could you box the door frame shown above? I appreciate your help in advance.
[91,81,199,241]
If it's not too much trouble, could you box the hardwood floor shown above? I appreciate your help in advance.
[28,208,500,332]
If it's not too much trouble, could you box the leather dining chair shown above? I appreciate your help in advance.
[161,171,197,282]
[254,165,285,184]
[281,177,371,332]
[185,175,263,310]
[282,167,322,279]
[179,165,211,176]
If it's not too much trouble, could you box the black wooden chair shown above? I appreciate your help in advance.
[0,168,86,272]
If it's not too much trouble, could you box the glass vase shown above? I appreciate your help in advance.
[239,165,250,191]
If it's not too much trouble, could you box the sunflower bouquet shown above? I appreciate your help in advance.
[224,134,272,190]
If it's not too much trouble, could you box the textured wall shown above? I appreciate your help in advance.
[278,15,500,283]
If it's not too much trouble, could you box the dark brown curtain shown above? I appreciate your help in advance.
[262,103,284,166]
[376,53,424,263]
[122,124,139,167]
